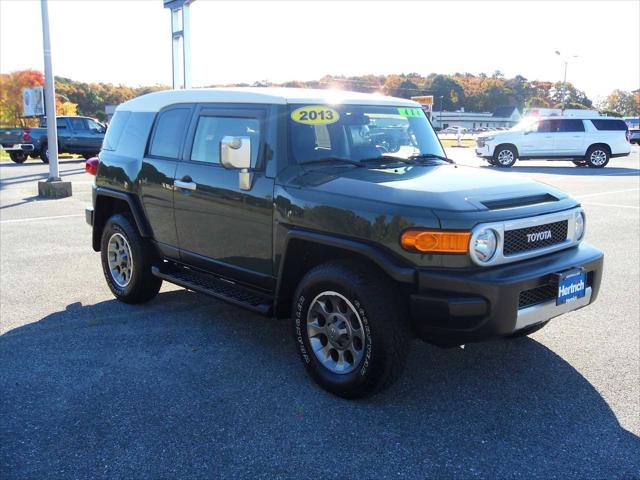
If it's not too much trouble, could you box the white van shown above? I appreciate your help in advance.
[475,117,631,168]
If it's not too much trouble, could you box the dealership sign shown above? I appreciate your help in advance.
[23,87,45,117]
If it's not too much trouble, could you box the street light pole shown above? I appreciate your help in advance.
[37,0,71,198]
[555,50,578,115]
[40,0,59,181]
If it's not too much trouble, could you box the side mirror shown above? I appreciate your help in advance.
[220,136,253,191]
[220,136,251,169]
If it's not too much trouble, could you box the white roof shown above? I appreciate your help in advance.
[117,87,419,113]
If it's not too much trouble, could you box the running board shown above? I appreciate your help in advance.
[151,264,273,316]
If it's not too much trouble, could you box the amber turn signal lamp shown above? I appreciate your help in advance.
[401,229,471,253]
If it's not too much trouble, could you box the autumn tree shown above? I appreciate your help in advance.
[597,89,639,116]
[0,70,44,127]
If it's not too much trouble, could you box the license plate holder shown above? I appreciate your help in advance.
[556,268,586,305]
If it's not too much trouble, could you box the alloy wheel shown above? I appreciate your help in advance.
[306,291,366,374]
[107,232,133,287]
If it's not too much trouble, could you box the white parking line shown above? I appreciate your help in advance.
[581,202,639,210]
[576,188,640,199]
[0,213,84,224]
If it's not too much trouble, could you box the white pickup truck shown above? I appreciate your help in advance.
[476,117,631,168]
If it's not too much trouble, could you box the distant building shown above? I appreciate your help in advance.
[431,106,521,129]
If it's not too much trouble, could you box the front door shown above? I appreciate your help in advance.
[173,106,274,289]
[520,119,558,157]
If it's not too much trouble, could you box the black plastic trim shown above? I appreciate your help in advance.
[94,186,152,238]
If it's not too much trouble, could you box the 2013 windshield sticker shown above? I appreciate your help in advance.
[397,107,423,118]
[291,106,340,125]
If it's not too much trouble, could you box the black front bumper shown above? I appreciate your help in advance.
[410,243,603,345]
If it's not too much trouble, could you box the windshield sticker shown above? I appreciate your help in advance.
[291,106,340,125]
[397,107,423,118]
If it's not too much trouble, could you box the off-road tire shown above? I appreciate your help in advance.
[9,151,27,163]
[291,260,411,399]
[507,320,550,339]
[100,214,162,304]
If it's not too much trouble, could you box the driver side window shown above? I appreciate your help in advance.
[190,116,260,166]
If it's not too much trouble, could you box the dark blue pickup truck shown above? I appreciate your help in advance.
[0,116,106,163]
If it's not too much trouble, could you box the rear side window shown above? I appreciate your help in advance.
[69,117,87,131]
[190,116,260,165]
[102,111,131,151]
[560,119,585,132]
[149,108,191,159]
[590,119,628,131]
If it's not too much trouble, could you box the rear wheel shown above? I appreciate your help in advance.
[9,152,27,163]
[585,146,609,168]
[100,214,162,303]
[292,260,411,399]
[493,145,517,168]
[40,145,50,164]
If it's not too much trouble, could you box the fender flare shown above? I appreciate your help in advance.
[92,187,152,250]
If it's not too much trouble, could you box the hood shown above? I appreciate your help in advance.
[295,163,572,213]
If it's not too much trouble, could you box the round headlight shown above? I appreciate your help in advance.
[575,211,585,240]
[473,229,498,262]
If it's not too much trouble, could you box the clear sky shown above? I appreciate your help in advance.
[1,0,638,101]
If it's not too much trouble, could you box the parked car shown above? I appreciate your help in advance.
[86,88,603,398]
[0,116,106,163]
[629,129,640,145]
[475,117,631,168]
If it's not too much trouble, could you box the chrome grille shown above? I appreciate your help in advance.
[504,220,568,256]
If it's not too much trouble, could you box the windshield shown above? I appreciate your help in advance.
[510,117,538,131]
[288,104,445,165]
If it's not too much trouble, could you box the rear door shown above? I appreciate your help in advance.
[140,105,193,259]
[173,104,275,288]
[554,119,586,155]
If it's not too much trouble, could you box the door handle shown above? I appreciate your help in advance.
[174,179,196,191]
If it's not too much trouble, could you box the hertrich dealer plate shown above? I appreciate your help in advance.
[556,268,586,305]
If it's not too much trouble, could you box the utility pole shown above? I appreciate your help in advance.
[164,0,196,89]
[38,0,71,198]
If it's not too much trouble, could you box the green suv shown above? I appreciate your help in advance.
[86,88,603,398]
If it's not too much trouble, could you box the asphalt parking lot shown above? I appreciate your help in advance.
[1,149,639,479]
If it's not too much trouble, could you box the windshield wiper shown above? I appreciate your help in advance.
[299,156,363,167]
[407,153,455,164]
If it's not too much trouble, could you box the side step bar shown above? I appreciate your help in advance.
[151,264,273,316]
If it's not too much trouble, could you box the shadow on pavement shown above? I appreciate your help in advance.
[0,168,86,192]
[1,290,638,478]
[479,164,640,176]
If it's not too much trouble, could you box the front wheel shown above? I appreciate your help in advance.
[493,145,517,168]
[100,214,162,304]
[585,146,609,168]
[9,151,27,163]
[292,260,411,399]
